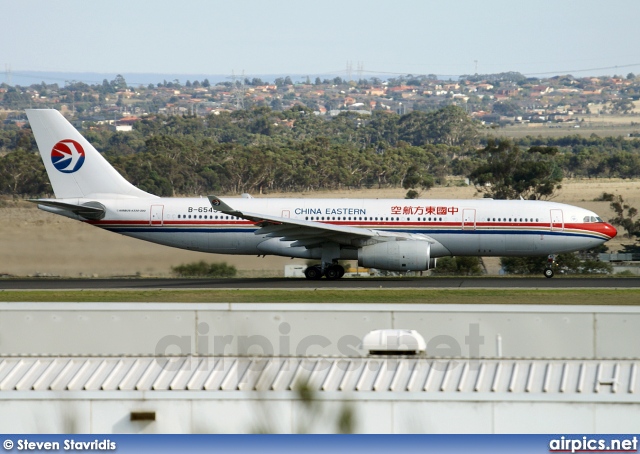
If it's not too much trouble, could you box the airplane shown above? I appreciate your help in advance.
[25,109,617,279]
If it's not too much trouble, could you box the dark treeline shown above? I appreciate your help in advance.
[2,105,640,197]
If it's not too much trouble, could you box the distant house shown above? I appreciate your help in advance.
[366,87,386,96]
[343,96,356,106]
[531,85,553,96]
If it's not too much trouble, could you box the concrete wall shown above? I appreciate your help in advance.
[1,303,638,359]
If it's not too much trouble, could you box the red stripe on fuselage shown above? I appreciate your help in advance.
[84,218,617,239]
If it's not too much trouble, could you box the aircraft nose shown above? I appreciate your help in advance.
[604,223,617,239]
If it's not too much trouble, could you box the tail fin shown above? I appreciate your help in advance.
[26,109,155,199]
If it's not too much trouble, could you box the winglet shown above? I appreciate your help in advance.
[208,195,273,225]
[208,196,240,215]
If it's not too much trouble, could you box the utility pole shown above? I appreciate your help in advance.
[228,70,245,110]
[5,64,12,85]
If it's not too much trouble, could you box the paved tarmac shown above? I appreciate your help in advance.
[1,277,639,290]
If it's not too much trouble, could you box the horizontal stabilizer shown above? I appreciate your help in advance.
[28,199,106,220]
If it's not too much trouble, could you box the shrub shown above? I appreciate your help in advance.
[431,256,484,275]
[594,192,615,202]
[171,261,237,277]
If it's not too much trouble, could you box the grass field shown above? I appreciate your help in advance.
[1,289,639,304]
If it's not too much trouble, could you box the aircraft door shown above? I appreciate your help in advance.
[550,209,563,231]
[150,205,164,226]
[462,209,476,230]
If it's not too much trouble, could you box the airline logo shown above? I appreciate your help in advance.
[51,139,85,173]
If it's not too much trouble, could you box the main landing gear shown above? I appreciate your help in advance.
[544,254,556,278]
[304,264,345,280]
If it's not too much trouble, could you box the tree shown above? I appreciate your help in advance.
[392,107,479,148]
[431,256,484,275]
[609,195,640,240]
[501,253,611,275]
[0,149,49,196]
[110,74,127,91]
[469,139,563,200]
[492,100,522,116]
[612,98,634,114]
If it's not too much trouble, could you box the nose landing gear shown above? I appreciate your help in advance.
[544,255,556,278]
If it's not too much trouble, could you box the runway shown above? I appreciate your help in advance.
[1,276,640,290]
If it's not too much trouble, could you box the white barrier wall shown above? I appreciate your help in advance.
[1,398,639,434]
[0,303,638,359]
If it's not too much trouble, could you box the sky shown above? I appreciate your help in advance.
[3,0,640,83]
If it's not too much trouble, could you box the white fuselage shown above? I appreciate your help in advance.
[44,196,616,260]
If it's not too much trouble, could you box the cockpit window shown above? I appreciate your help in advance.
[584,215,604,223]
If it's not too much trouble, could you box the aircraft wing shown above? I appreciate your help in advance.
[208,196,437,248]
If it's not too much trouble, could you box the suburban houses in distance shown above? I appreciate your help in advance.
[1,71,640,131]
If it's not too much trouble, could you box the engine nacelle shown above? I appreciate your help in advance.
[358,241,434,272]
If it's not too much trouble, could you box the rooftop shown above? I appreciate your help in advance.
[1,356,637,402]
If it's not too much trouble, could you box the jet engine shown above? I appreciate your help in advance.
[358,241,436,272]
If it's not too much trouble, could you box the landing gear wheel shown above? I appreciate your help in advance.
[544,268,554,278]
[304,265,323,280]
[324,265,344,280]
